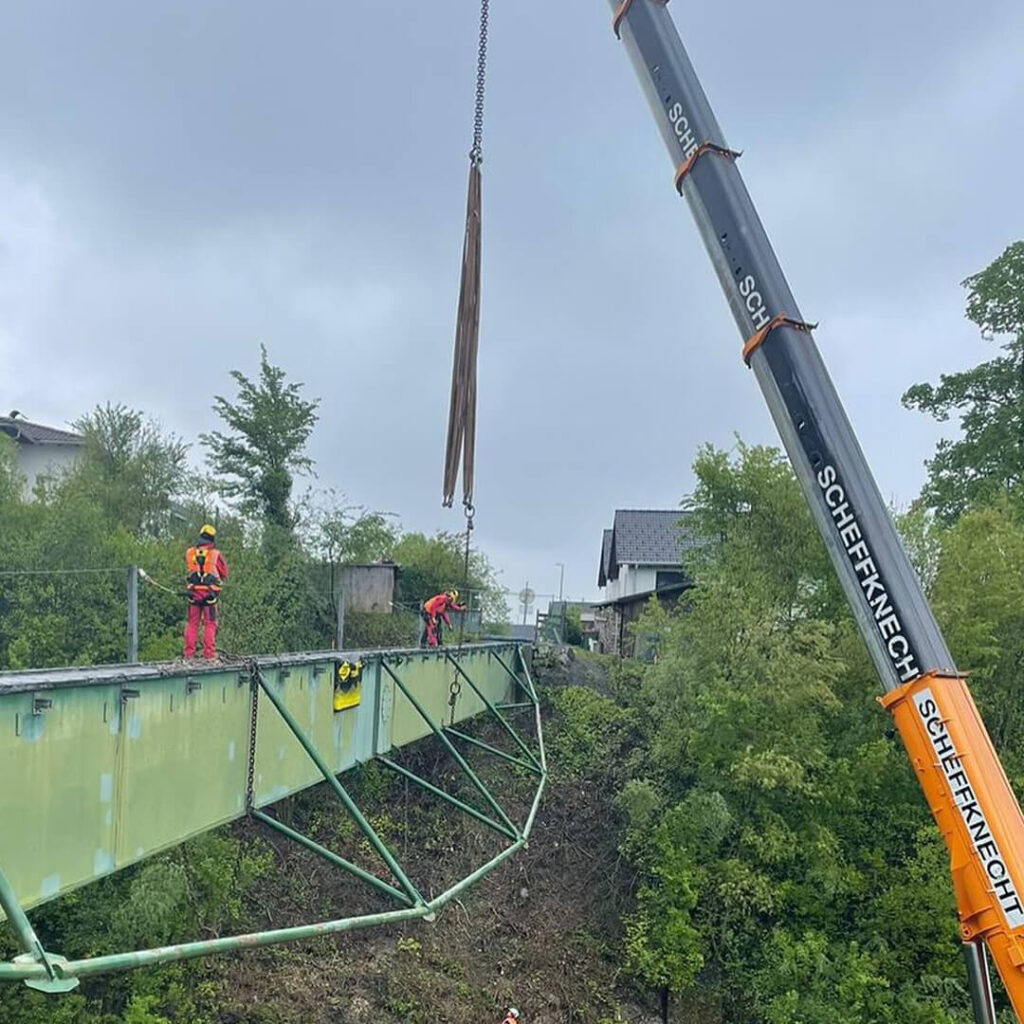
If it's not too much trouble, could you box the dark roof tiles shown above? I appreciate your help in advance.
[0,417,84,446]
[611,509,694,565]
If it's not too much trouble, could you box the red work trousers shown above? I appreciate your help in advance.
[183,599,218,659]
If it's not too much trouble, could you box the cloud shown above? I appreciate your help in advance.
[0,1,1021,603]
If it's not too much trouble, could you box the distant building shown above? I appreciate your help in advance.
[337,563,399,613]
[0,415,84,497]
[594,509,696,656]
[504,623,538,643]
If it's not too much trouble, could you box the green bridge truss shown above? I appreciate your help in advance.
[0,641,545,992]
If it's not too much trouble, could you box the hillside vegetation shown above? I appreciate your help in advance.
[4,242,1024,1021]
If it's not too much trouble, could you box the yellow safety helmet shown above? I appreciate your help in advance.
[447,589,459,602]
[199,523,216,539]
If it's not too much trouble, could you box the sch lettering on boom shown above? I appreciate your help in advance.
[665,101,770,332]
[667,101,699,163]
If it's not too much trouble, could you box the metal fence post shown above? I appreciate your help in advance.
[126,566,139,664]
[336,574,347,650]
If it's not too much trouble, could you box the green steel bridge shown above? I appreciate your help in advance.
[0,641,545,993]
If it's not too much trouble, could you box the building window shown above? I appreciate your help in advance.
[655,571,685,591]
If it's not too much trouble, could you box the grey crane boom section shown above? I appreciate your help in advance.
[609,0,954,692]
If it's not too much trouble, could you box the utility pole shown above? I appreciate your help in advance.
[126,566,139,664]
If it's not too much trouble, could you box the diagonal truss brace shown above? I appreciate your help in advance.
[0,862,78,993]
[380,660,520,838]
[444,652,542,773]
[491,649,537,705]
[252,667,424,908]
[444,727,541,776]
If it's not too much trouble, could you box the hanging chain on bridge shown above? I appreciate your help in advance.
[245,666,259,811]
[448,504,475,724]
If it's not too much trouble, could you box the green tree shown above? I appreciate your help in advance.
[70,403,189,537]
[0,434,23,503]
[392,530,508,622]
[201,345,320,532]
[311,497,399,567]
[564,605,585,646]
[929,500,1024,782]
[902,241,1024,522]
[618,442,973,1020]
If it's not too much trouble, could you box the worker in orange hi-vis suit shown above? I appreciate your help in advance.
[182,524,228,659]
[419,589,466,647]
[500,1010,521,1024]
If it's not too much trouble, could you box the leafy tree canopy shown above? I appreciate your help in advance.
[201,345,319,532]
[70,403,189,537]
[393,530,508,622]
[903,241,1024,521]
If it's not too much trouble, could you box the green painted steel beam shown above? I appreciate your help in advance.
[491,650,537,706]
[0,906,431,983]
[0,864,77,993]
[376,757,517,840]
[254,669,423,907]
[0,835,530,985]
[515,645,540,706]
[380,661,519,839]
[0,641,543,989]
[249,810,413,907]
[444,653,542,773]
[444,728,542,776]
[0,644,518,919]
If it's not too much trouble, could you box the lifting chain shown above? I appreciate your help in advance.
[448,672,462,718]
[245,666,259,811]
[469,0,489,166]
[449,504,475,723]
[461,503,475,590]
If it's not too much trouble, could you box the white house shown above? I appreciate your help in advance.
[0,415,85,497]
[595,509,695,655]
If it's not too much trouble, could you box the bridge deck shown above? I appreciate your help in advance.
[0,642,526,915]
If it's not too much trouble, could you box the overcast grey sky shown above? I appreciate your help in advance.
[1,2,1023,608]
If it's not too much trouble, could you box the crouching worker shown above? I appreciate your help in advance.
[183,524,228,659]
[420,589,466,648]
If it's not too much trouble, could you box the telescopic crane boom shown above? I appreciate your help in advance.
[609,2,1024,1020]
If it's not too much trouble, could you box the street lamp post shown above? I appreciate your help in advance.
[555,563,565,642]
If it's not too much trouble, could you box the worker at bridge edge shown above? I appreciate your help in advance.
[183,524,228,659]
[420,589,466,647]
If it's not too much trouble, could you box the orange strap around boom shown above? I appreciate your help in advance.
[674,142,742,193]
[741,314,816,366]
[612,0,634,38]
[613,0,670,39]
